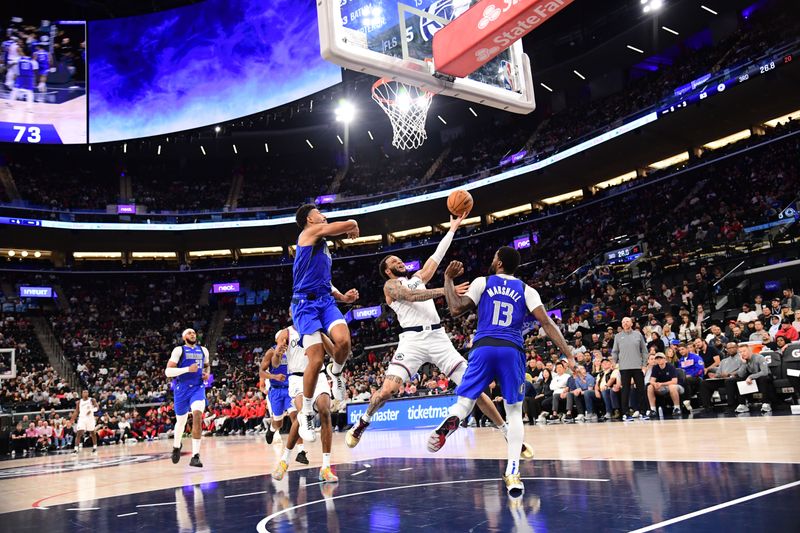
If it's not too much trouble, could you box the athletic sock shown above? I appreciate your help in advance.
[173,413,189,448]
[281,447,293,463]
[302,397,314,413]
[361,413,372,424]
[192,438,201,456]
[296,444,304,453]
[504,403,523,477]
[322,453,331,468]
[331,361,344,375]
[498,422,509,437]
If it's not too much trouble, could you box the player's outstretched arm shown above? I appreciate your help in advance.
[303,219,359,242]
[332,285,359,303]
[443,261,476,316]
[532,305,574,365]
[384,279,445,303]
[417,213,467,283]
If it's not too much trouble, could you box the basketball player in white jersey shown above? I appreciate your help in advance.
[272,323,338,483]
[345,214,533,460]
[71,389,98,454]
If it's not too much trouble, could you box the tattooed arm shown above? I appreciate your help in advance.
[384,279,445,304]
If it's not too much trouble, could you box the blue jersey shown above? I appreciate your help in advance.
[34,50,48,72]
[2,40,13,64]
[268,349,289,389]
[293,238,332,296]
[175,345,205,387]
[16,56,36,90]
[472,275,529,349]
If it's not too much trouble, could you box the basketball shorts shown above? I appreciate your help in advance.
[76,416,96,432]
[267,386,293,418]
[174,383,206,416]
[288,373,331,412]
[456,345,526,404]
[290,294,345,339]
[387,329,466,383]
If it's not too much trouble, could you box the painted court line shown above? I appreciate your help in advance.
[117,512,138,517]
[351,469,367,477]
[224,491,267,499]
[629,480,800,533]
[303,481,326,487]
[398,467,413,471]
[136,501,178,508]
[66,508,99,511]
[256,476,608,533]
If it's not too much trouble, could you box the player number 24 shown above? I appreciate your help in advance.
[12,126,41,143]
[491,301,514,327]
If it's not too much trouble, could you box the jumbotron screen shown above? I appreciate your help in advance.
[0,18,87,144]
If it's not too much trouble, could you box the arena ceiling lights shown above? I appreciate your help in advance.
[541,190,583,205]
[239,246,284,256]
[389,226,433,239]
[341,235,382,245]
[130,252,177,259]
[73,252,123,259]
[641,0,664,14]
[440,216,481,229]
[188,249,232,257]
[765,109,800,128]
[648,151,689,169]
[595,171,638,190]
[703,130,752,150]
[2,249,47,259]
[490,204,532,220]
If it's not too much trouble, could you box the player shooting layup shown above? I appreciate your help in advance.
[345,215,532,460]
[292,204,360,443]
[71,389,98,454]
[165,328,210,468]
[428,248,574,497]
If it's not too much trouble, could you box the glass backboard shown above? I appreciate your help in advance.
[318,0,536,114]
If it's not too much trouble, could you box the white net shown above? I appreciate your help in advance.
[372,79,434,150]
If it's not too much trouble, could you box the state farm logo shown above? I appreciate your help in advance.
[475,46,500,61]
[478,5,502,30]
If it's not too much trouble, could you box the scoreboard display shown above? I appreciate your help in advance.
[0,19,87,144]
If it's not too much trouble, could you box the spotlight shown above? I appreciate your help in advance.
[34,251,42,258]
[642,0,664,14]
[335,100,356,124]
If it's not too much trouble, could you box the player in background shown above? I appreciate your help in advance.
[9,45,36,106]
[259,333,309,465]
[3,35,20,90]
[71,389,98,454]
[272,324,337,483]
[165,328,210,468]
[292,204,360,443]
[33,42,49,93]
[345,215,533,461]
[428,248,575,497]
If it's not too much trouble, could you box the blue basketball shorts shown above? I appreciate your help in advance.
[174,383,206,416]
[267,386,293,417]
[456,345,526,404]
[290,294,345,338]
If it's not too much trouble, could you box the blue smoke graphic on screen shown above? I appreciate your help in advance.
[88,0,341,143]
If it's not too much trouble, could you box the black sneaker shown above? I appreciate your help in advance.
[171,444,182,464]
[295,450,309,465]
[265,427,275,445]
[427,415,460,453]
[189,454,203,468]
[563,414,574,423]
[644,410,656,419]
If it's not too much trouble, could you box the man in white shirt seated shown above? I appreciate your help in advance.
[736,304,758,324]
[545,361,572,421]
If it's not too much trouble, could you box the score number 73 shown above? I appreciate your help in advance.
[13,125,42,143]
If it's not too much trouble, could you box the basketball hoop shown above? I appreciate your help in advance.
[371,78,434,151]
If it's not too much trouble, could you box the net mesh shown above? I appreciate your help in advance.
[372,79,434,150]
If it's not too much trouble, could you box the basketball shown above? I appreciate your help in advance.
[447,190,473,217]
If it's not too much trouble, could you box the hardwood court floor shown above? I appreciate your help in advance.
[1,414,798,531]
[1,95,87,143]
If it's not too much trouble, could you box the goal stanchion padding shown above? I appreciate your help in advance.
[432,0,574,79]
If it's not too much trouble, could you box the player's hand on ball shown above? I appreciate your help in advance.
[445,261,464,279]
[344,288,359,303]
[449,212,468,231]
[455,281,470,296]
[188,363,199,373]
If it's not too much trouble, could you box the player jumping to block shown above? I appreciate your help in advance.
[345,215,533,461]
[292,204,360,443]
[428,248,574,497]
[272,325,338,483]
[165,328,210,468]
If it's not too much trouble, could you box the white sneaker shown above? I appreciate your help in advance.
[537,414,547,423]
[735,404,749,413]
[326,363,346,402]
[632,411,640,418]
[298,410,318,442]
[761,403,772,413]
[682,400,693,412]
[576,414,585,422]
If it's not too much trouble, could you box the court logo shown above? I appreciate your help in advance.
[478,5,503,30]
[476,46,501,61]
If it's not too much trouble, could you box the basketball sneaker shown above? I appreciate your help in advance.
[326,363,346,402]
[265,426,276,445]
[319,466,339,483]
[345,418,369,448]
[295,450,309,465]
[272,460,288,481]
[520,442,534,460]
[503,473,524,497]
[189,454,203,468]
[298,410,317,442]
[171,444,182,464]
[427,415,459,453]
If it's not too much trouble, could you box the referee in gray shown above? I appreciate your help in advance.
[611,317,649,420]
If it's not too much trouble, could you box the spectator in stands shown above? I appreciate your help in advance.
[567,365,596,421]
[768,315,782,339]
[725,344,775,413]
[678,314,697,343]
[749,320,770,342]
[782,288,800,311]
[699,342,743,410]
[10,422,28,457]
[596,358,621,419]
[775,318,799,343]
[533,368,553,424]
[693,338,720,377]
[546,361,571,421]
[612,317,648,420]
[677,343,704,405]
[645,353,683,417]
[737,304,758,324]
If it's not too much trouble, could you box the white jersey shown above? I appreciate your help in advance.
[388,276,441,329]
[285,326,307,374]
[79,398,95,419]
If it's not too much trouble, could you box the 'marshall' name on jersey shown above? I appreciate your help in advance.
[486,285,522,302]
